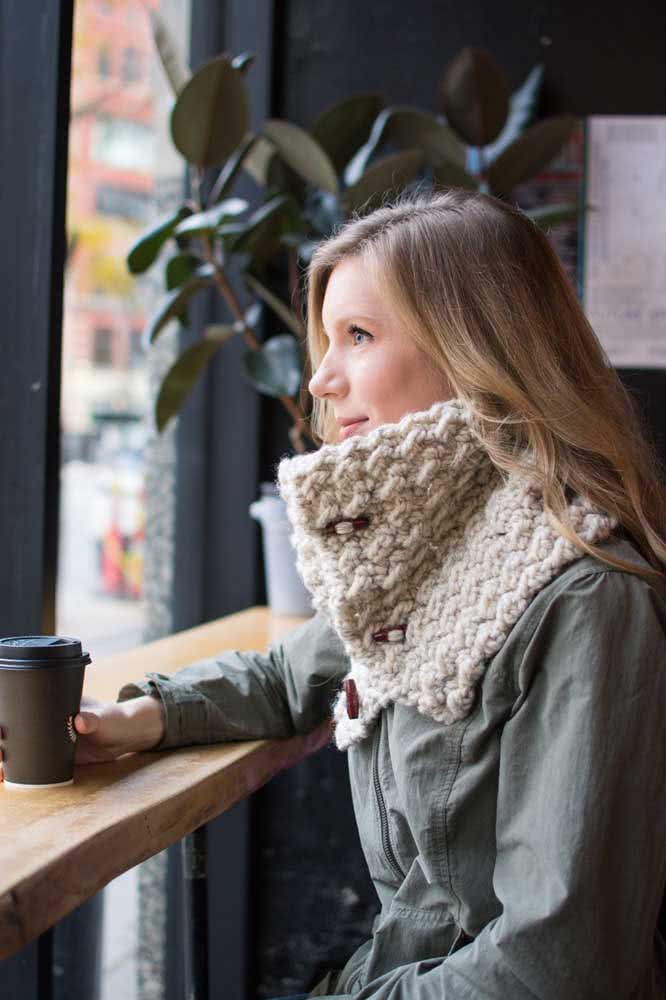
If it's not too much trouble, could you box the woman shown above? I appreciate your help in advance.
[7,188,666,998]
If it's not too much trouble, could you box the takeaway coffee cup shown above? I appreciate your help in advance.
[0,636,91,788]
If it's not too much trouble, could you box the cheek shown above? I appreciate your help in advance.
[365,357,417,416]
[381,353,446,415]
[355,356,386,398]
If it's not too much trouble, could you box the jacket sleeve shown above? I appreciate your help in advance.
[115,610,349,750]
[339,570,666,1000]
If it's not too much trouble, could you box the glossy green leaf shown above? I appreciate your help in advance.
[524,202,582,230]
[278,231,306,248]
[296,240,319,265]
[344,107,465,186]
[148,9,190,95]
[127,207,191,274]
[262,119,339,194]
[432,157,478,191]
[231,51,255,74]
[310,93,384,173]
[480,64,544,165]
[243,272,305,337]
[440,47,510,147]
[165,252,200,290]
[217,220,246,239]
[278,234,321,264]
[241,134,275,186]
[208,133,258,204]
[216,222,247,258]
[170,55,249,167]
[173,198,248,238]
[243,302,262,328]
[242,334,302,397]
[155,338,225,432]
[308,191,345,237]
[487,115,579,196]
[228,194,301,264]
[144,265,215,346]
[265,154,308,202]
[343,150,425,213]
[274,237,320,265]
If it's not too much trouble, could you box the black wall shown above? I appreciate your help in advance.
[279,0,666,124]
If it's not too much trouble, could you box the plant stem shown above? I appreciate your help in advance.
[193,171,316,452]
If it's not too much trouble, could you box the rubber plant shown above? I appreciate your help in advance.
[127,23,582,454]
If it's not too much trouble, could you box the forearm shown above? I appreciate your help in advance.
[116,612,350,750]
[120,694,166,752]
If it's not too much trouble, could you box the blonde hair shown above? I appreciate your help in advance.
[299,185,666,586]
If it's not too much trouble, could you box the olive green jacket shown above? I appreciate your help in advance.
[118,534,666,999]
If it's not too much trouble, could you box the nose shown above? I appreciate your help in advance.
[308,355,344,399]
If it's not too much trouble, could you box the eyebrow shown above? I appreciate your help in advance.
[321,315,382,336]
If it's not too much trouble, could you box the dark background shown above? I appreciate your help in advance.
[1,0,665,997]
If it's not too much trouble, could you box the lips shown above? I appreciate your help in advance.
[338,419,368,441]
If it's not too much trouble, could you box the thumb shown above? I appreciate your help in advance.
[75,711,99,734]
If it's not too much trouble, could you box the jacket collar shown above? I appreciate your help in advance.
[277,398,618,749]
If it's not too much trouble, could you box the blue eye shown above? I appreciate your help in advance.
[349,325,372,345]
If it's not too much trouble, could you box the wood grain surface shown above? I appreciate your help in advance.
[0,607,323,961]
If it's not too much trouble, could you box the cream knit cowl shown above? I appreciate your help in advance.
[276,398,618,750]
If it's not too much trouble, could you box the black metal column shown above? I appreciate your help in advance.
[0,1,72,637]
[0,2,99,996]
[168,3,278,1000]
[181,826,210,1000]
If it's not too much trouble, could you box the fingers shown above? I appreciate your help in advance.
[74,711,98,735]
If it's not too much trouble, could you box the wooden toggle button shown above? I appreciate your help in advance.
[372,624,407,643]
[343,678,359,719]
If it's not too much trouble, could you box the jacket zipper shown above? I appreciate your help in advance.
[372,723,405,884]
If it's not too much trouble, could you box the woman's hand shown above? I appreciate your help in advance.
[0,693,166,781]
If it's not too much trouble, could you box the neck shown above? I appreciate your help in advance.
[277,397,618,748]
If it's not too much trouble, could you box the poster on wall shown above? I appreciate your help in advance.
[582,116,666,368]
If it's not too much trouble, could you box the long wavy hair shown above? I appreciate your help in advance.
[298,185,666,585]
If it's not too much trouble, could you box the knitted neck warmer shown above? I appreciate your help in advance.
[276,398,618,750]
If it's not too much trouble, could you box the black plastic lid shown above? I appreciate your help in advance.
[0,636,91,668]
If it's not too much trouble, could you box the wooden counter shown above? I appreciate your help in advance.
[0,607,324,961]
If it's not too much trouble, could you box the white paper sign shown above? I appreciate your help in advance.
[582,116,666,367]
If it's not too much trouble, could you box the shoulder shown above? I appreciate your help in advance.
[506,531,666,703]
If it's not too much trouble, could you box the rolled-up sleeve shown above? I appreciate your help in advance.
[345,570,666,1000]
[116,610,349,750]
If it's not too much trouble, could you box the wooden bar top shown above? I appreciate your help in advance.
[0,607,326,961]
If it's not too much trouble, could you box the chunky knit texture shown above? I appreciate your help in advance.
[277,398,619,750]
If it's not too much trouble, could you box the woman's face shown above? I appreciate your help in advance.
[309,256,454,442]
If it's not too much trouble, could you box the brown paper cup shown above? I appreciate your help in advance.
[0,636,91,788]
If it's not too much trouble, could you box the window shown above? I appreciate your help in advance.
[97,47,111,79]
[95,184,150,222]
[91,116,155,172]
[93,327,114,367]
[128,329,144,369]
[121,47,141,83]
